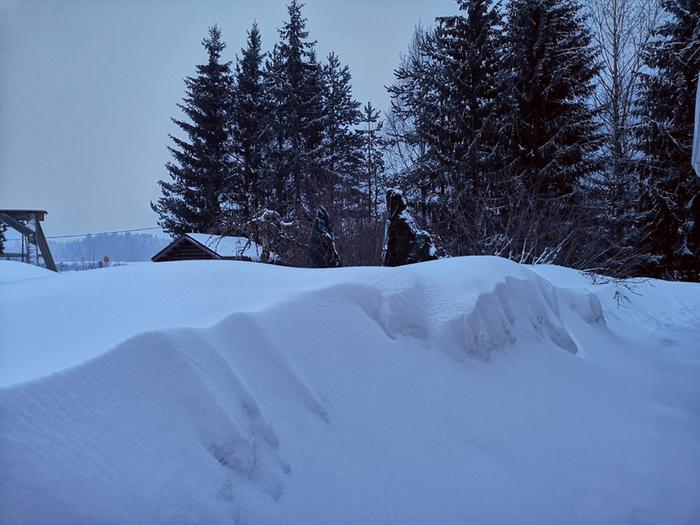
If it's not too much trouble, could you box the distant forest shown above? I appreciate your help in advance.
[50,233,169,263]
[149,0,700,279]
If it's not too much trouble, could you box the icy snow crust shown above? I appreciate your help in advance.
[1,258,699,523]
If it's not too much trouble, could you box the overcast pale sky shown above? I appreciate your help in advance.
[0,0,456,236]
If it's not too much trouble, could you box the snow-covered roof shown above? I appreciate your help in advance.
[185,233,264,261]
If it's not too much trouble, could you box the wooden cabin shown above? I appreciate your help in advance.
[151,233,264,263]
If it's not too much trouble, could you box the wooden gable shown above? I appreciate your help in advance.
[151,235,220,262]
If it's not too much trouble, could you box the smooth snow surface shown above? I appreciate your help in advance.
[0,260,54,284]
[1,258,699,524]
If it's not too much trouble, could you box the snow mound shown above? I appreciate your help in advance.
[1,257,699,524]
[352,271,602,360]
[0,260,55,284]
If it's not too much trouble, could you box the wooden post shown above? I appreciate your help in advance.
[34,218,57,271]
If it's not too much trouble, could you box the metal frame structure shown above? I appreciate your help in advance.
[0,209,57,271]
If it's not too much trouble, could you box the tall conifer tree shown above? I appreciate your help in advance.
[634,0,700,279]
[358,101,386,221]
[321,52,362,215]
[229,22,270,228]
[498,0,601,261]
[152,25,235,235]
[432,0,502,183]
[388,0,503,255]
[431,0,503,254]
[265,0,326,218]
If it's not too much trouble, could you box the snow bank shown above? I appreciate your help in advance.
[1,258,699,524]
[0,260,55,284]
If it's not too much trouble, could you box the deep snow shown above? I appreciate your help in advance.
[0,258,699,524]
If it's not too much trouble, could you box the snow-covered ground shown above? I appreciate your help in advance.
[1,257,699,524]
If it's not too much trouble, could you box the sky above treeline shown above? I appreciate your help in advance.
[0,0,456,237]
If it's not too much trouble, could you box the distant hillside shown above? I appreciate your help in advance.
[50,232,170,263]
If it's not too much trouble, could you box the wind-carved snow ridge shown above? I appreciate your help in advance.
[124,328,297,499]
[0,314,333,523]
[355,270,605,361]
[155,315,333,506]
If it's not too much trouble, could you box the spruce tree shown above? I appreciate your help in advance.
[634,0,700,279]
[321,52,362,216]
[432,0,502,180]
[261,1,329,265]
[388,0,503,255]
[498,0,602,262]
[152,25,235,235]
[431,0,503,254]
[358,101,386,221]
[229,22,271,229]
[265,0,326,218]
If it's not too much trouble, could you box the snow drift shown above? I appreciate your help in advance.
[1,257,699,524]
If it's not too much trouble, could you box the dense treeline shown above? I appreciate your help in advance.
[152,0,699,279]
[152,2,386,266]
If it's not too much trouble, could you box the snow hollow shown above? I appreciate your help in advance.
[1,257,699,524]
